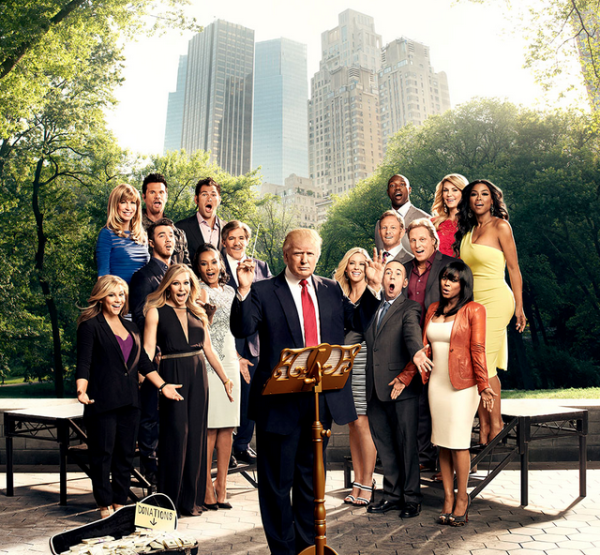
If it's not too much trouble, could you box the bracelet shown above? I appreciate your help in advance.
[158,382,169,394]
[237,355,243,360]
[223,378,232,387]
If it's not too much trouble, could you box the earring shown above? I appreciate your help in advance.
[344,272,349,281]
[490,206,495,216]
[468,209,474,219]
[443,204,448,214]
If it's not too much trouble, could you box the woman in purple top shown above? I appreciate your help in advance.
[96,183,149,283]
[76,275,182,519]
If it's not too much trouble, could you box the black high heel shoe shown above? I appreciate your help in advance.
[353,479,376,507]
[437,512,452,525]
[449,497,471,527]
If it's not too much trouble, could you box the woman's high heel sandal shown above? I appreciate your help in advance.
[99,506,114,519]
[449,497,471,527]
[344,482,361,504]
[353,479,376,507]
[438,513,452,525]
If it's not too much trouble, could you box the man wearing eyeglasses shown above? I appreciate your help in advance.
[176,177,226,263]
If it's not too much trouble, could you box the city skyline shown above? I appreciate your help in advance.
[106,1,562,158]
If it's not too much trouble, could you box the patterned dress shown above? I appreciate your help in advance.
[200,283,241,428]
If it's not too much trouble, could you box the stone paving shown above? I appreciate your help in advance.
[1,463,599,554]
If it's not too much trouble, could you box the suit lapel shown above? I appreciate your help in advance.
[187,215,205,250]
[98,312,126,366]
[375,295,405,339]
[426,251,443,298]
[274,272,304,348]
[312,276,331,343]
[222,253,237,290]
[121,317,139,368]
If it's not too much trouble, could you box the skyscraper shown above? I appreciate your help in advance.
[379,38,451,146]
[309,10,384,200]
[181,20,254,176]
[253,38,309,186]
[163,55,187,154]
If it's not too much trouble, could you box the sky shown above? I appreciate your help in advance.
[105,0,554,157]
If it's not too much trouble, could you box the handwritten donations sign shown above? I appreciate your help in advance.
[134,501,177,531]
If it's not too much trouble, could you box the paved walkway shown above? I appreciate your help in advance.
[1,463,599,554]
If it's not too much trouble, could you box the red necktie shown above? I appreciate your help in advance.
[299,279,318,347]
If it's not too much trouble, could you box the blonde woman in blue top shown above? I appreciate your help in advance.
[96,183,149,284]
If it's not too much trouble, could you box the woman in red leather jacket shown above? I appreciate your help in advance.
[395,260,496,527]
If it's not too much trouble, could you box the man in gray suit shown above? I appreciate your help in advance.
[378,210,414,265]
[375,174,430,252]
[365,260,429,519]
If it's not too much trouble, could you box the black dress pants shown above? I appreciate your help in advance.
[255,396,330,555]
[85,405,140,507]
[367,396,421,505]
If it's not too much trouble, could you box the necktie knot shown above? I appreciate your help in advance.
[300,279,308,288]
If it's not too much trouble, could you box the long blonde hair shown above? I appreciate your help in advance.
[333,247,371,298]
[105,183,147,245]
[143,264,208,326]
[431,173,468,229]
[77,275,129,326]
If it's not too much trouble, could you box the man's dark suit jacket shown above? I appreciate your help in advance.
[129,258,169,333]
[176,214,225,264]
[403,250,454,310]
[230,271,380,434]
[76,313,155,416]
[222,255,271,359]
[365,295,423,403]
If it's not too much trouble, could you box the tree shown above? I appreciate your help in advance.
[463,0,600,114]
[320,98,600,387]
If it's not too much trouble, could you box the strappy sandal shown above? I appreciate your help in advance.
[352,479,376,506]
[437,513,452,525]
[449,497,471,527]
[344,482,361,504]
[99,506,114,519]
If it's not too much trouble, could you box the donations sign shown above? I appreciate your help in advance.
[134,502,177,531]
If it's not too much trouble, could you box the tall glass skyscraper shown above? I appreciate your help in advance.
[181,20,254,176]
[252,38,308,186]
[163,54,187,154]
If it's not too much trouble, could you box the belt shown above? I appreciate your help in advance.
[160,349,203,360]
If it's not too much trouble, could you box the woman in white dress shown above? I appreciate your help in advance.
[413,260,496,527]
[194,244,243,510]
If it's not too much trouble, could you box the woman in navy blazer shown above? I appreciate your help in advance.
[76,275,182,518]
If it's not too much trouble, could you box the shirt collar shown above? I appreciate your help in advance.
[150,257,169,272]
[397,201,412,218]
[285,267,313,289]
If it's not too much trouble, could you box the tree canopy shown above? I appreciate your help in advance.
[320,98,600,388]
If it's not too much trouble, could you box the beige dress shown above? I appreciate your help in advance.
[428,320,479,450]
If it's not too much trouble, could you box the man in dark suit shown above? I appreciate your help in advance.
[365,261,426,518]
[220,220,272,465]
[375,174,430,252]
[231,229,383,555]
[129,218,175,484]
[176,177,225,263]
[404,218,454,473]
[378,210,414,265]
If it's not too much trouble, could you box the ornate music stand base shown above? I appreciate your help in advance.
[298,544,339,555]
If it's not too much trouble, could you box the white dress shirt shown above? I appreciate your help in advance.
[284,268,321,346]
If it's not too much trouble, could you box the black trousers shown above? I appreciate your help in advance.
[417,384,438,468]
[138,379,159,474]
[255,396,330,555]
[367,396,422,504]
[158,363,208,515]
[233,354,258,452]
[85,405,140,507]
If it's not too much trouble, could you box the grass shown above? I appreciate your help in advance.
[503,388,600,400]
[0,381,66,398]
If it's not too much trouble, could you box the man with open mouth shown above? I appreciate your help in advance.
[176,177,225,264]
[375,174,430,253]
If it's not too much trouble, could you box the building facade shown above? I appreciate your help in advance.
[181,20,254,176]
[379,38,451,146]
[163,55,188,154]
[252,38,309,186]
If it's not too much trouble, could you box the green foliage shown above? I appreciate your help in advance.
[320,98,600,386]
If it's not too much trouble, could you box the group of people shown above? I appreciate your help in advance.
[74,169,525,555]
[77,175,270,518]
[333,173,525,532]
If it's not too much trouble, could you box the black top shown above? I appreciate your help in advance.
[129,257,169,333]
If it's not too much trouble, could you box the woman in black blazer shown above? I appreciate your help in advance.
[76,275,183,518]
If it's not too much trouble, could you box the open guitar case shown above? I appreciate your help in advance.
[49,493,198,554]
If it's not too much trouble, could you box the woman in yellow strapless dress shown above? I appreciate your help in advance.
[454,179,526,444]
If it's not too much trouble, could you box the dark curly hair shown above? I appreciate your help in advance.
[453,179,509,257]
[193,244,229,286]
